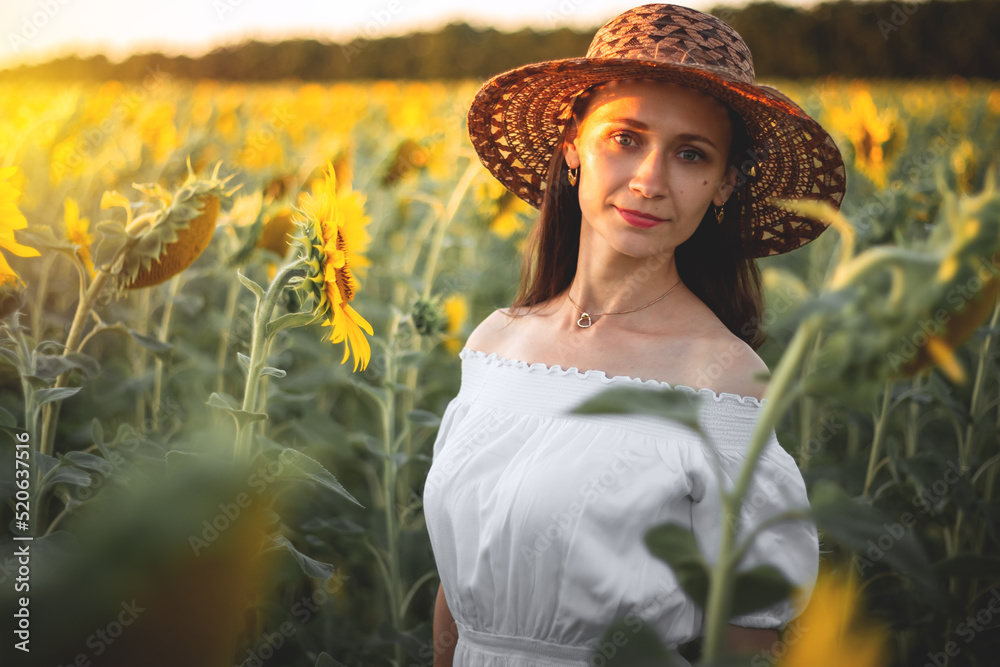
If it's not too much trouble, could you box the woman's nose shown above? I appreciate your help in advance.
[629,151,668,198]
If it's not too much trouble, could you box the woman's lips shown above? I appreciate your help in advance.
[616,206,666,229]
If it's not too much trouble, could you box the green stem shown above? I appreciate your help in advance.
[29,218,154,530]
[798,334,821,468]
[216,278,242,396]
[133,289,152,429]
[382,309,403,667]
[419,161,480,301]
[701,315,821,661]
[847,418,860,460]
[152,274,184,415]
[38,268,113,457]
[10,324,42,537]
[258,374,271,439]
[863,379,894,497]
[905,374,922,459]
[234,261,303,461]
[30,253,57,343]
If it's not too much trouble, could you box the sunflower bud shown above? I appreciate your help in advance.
[126,195,220,289]
[103,159,238,292]
[411,297,447,337]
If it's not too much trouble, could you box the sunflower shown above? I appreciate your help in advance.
[0,166,40,286]
[827,89,903,190]
[779,569,887,667]
[100,160,237,292]
[64,197,95,277]
[292,162,373,372]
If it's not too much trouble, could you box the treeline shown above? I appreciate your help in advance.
[2,0,996,81]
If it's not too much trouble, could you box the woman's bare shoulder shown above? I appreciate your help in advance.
[464,308,517,353]
[672,300,770,400]
[695,330,771,401]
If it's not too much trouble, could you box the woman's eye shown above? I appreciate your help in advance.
[679,149,704,162]
[612,133,636,147]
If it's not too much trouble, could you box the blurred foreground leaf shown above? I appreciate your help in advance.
[571,386,705,436]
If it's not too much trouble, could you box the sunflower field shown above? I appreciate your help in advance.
[0,74,998,667]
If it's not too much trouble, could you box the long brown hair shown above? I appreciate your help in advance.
[508,94,766,350]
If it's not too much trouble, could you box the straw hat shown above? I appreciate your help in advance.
[466,3,846,257]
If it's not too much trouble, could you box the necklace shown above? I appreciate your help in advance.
[566,278,683,328]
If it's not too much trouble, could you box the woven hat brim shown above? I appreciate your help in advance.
[467,57,847,258]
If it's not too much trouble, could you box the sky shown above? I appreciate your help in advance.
[0,0,824,69]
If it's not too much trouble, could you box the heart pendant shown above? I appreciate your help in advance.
[576,313,592,328]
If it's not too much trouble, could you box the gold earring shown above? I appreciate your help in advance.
[567,167,578,187]
[715,203,725,225]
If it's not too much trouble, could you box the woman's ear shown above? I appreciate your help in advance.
[563,119,581,170]
[713,164,739,207]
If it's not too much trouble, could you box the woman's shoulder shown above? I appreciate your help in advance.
[690,329,771,402]
[464,307,519,354]
[464,299,561,355]
[663,293,770,401]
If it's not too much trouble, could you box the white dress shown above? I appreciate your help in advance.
[423,348,818,666]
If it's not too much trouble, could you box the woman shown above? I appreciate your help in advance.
[423,5,846,666]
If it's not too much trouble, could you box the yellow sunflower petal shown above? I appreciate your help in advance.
[323,302,373,372]
[101,190,134,228]
[780,570,887,667]
[926,336,967,384]
[0,170,39,258]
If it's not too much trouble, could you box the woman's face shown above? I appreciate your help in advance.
[564,79,736,261]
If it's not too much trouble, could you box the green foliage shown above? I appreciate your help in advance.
[571,385,706,435]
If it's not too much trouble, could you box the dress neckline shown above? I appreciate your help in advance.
[460,347,768,408]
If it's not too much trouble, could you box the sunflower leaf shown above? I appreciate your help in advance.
[206,392,268,427]
[22,374,50,390]
[237,270,265,302]
[730,564,795,617]
[809,481,941,603]
[17,225,76,252]
[60,451,114,477]
[261,366,287,378]
[0,347,21,367]
[41,465,92,490]
[126,328,172,357]
[35,386,82,407]
[276,448,364,508]
[593,617,679,666]
[406,409,441,428]
[35,453,59,478]
[266,311,319,338]
[33,352,99,382]
[644,523,710,608]
[267,534,336,580]
[91,418,110,459]
[0,406,17,428]
[571,386,705,436]
[237,352,251,370]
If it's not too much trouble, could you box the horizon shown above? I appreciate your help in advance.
[1,0,828,69]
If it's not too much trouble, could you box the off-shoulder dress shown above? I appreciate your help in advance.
[423,348,817,666]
